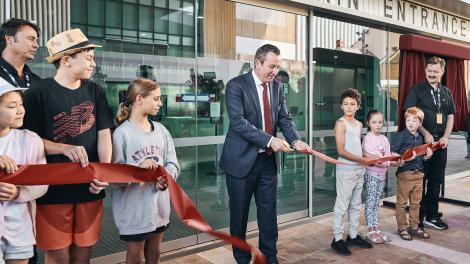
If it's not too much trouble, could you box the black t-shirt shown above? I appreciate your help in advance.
[23,78,114,204]
[403,81,456,136]
[0,57,41,88]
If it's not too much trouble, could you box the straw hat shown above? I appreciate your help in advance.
[0,77,27,96]
[45,28,101,63]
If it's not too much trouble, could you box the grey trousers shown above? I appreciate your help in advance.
[332,167,366,241]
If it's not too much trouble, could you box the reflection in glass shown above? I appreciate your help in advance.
[311,16,389,215]
[27,0,308,259]
[196,0,309,230]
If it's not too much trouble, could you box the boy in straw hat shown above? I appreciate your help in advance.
[22,28,114,264]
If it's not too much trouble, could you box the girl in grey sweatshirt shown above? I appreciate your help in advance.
[112,79,180,263]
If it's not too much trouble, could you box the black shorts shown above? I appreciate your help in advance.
[120,224,170,242]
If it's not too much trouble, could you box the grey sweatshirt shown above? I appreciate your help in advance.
[111,120,180,235]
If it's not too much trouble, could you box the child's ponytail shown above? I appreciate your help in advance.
[115,78,159,125]
[116,102,131,124]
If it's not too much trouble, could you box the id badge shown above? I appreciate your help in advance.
[436,113,443,125]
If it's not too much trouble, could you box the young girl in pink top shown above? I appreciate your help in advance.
[0,78,47,263]
[362,110,397,244]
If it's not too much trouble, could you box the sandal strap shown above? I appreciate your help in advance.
[376,230,391,239]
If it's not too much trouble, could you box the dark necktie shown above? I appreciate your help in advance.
[262,82,273,155]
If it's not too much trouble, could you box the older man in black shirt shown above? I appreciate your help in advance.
[404,56,456,230]
[0,18,41,88]
[1,18,42,264]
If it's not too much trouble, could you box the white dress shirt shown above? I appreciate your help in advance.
[252,70,273,148]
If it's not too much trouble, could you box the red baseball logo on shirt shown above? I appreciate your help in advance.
[53,101,95,143]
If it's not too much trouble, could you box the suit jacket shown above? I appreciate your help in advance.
[219,70,300,178]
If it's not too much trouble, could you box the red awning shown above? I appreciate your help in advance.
[399,34,470,60]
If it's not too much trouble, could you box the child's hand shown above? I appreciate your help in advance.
[293,140,312,153]
[395,159,405,167]
[139,159,159,170]
[0,155,18,174]
[89,179,109,194]
[155,176,168,191]
[424,147,433,160]
[63,145,89,167]
[0,182,19,200]
[362,157,375,164]
[404,151,417,162]
[391,159,405,167]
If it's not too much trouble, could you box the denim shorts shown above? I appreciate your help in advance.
[0,238,34,263]
[120,224,170,242]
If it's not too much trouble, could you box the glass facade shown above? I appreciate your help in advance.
[310,17,398,215]
[26,0,308,259]
[3,0,469,261]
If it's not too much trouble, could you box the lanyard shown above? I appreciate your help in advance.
[0,65,30,88]
[430,87,441,111]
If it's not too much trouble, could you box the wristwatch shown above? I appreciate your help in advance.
[291,140,300,149]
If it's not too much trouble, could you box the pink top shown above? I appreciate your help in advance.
[362,132,391,174]
[0,129,47,246]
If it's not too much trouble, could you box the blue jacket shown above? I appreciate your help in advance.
[219,71,300,178]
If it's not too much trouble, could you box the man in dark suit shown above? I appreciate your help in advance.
[219,44,311,264]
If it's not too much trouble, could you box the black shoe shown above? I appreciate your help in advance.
[424,217,448,230]
[347,235,373,249]
[331,239,351,256]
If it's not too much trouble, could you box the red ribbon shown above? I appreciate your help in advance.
[0,163,267,264]
[0,141,442,264]
[297,142,442,165]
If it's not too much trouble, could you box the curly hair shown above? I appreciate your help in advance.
[340,88,361,106]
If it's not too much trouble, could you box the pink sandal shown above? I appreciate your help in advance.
[376,230,392,242]
[366,231,384,244]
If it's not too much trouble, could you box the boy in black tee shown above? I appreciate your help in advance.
[23,28,113,263]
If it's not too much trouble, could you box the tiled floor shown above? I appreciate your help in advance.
[90,136,470,264]
[158,175,470,264]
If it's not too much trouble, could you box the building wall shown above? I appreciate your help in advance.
[2,0,69,46]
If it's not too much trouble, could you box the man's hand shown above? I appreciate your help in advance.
[439,136,449,148]
[0,182,19,201]
[139,159,159,170]
[423,132,434,144]
[270,137,290,152]
[0,155,18,174]
[63,145,89,167]
[89,179,108,194]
